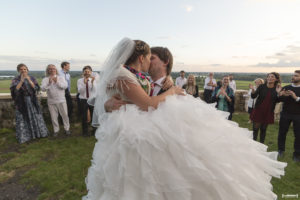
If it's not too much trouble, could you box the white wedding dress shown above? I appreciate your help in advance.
[83,38,286,200]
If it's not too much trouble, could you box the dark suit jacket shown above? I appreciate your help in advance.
[157,88,166,95]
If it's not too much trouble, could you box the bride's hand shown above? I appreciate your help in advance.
[104,95,127,112]
[170,86,185,96]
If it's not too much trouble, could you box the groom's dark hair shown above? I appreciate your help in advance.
[151,47,173,75]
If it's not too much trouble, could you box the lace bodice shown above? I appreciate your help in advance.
[106,66,151,102]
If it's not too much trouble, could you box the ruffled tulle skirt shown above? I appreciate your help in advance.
[83,95,286,200]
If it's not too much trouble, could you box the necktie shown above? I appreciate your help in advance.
[150,83,157,96]
[86,79,89,98]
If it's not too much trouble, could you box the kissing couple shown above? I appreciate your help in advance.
[83,38,286,200]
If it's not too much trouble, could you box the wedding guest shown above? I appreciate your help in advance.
[211,76,235,120]
[77,65,97,136]
[175,70,187,88]
[10,63,48,143]
[41,64,70,136]
[59,61,73,119]
[244,78,264,122]
[229,74,236,93]
[183,74,199,98]
[277,70,300,162]
[250,72,281,144]
[203,72,217,103]
[76,68,100,120]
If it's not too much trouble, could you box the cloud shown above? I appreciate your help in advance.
[275,53,285,56]
[285,45,300,53]
[34,51,48,54]
[264,37,279,41]
[175,61,185,65]
[180,44,189,48]
[232,56,250,59]
[264,33,293,41]
[155,36,173,40]
[184,5,193,12]
[210,64,221,67]
[255,44,300,67]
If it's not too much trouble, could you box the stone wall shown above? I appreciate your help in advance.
[198,90,249,111]
[0,93,80,129]
[0,90,249,129]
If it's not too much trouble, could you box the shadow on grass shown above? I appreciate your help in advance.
[0,124,96,200]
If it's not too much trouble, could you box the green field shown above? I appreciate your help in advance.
[0,78,80,94]
[0,112,299,199]
[0,78,290,94]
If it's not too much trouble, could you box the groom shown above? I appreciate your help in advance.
[104,46,173,112]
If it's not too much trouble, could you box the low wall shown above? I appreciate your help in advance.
[0,90,249,129]
[0,93,80,129]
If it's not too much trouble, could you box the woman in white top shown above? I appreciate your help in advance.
[41,64,70,136]
[245,78,264,122]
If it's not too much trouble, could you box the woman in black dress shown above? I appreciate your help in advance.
[250,72,281,143]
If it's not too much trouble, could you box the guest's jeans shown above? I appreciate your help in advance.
[253,123,268,144]
[65,89,73,119]
[80,99,95,135]
[278,112,300,157]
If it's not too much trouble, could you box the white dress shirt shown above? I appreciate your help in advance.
[59,69,71,91]
[204,77,217,90]
[41,76,68,105]
[152,76,166,96]
[229,80,237,92]
[77,77,97,100]
[175,77,187,88]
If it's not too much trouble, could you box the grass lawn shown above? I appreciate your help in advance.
[0,112,299,199]
[232,113,300,199]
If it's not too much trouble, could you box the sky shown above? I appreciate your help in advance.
[0,0,300,72]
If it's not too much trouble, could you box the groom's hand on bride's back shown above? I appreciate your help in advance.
[104,95,127,112]
[161,76,174,91]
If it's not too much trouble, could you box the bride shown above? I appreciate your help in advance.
[83,38,286,200]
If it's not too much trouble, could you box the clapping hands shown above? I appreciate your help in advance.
[49,75,57,83]
[21,74,30,82]
[280,89,297,99]
[219,87,227,96]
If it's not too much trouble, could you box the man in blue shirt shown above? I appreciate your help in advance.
[59,61,73,119]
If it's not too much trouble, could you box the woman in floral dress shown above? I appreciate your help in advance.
[10,63,48,143]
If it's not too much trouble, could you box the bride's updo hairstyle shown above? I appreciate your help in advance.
[125,40,150,66]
